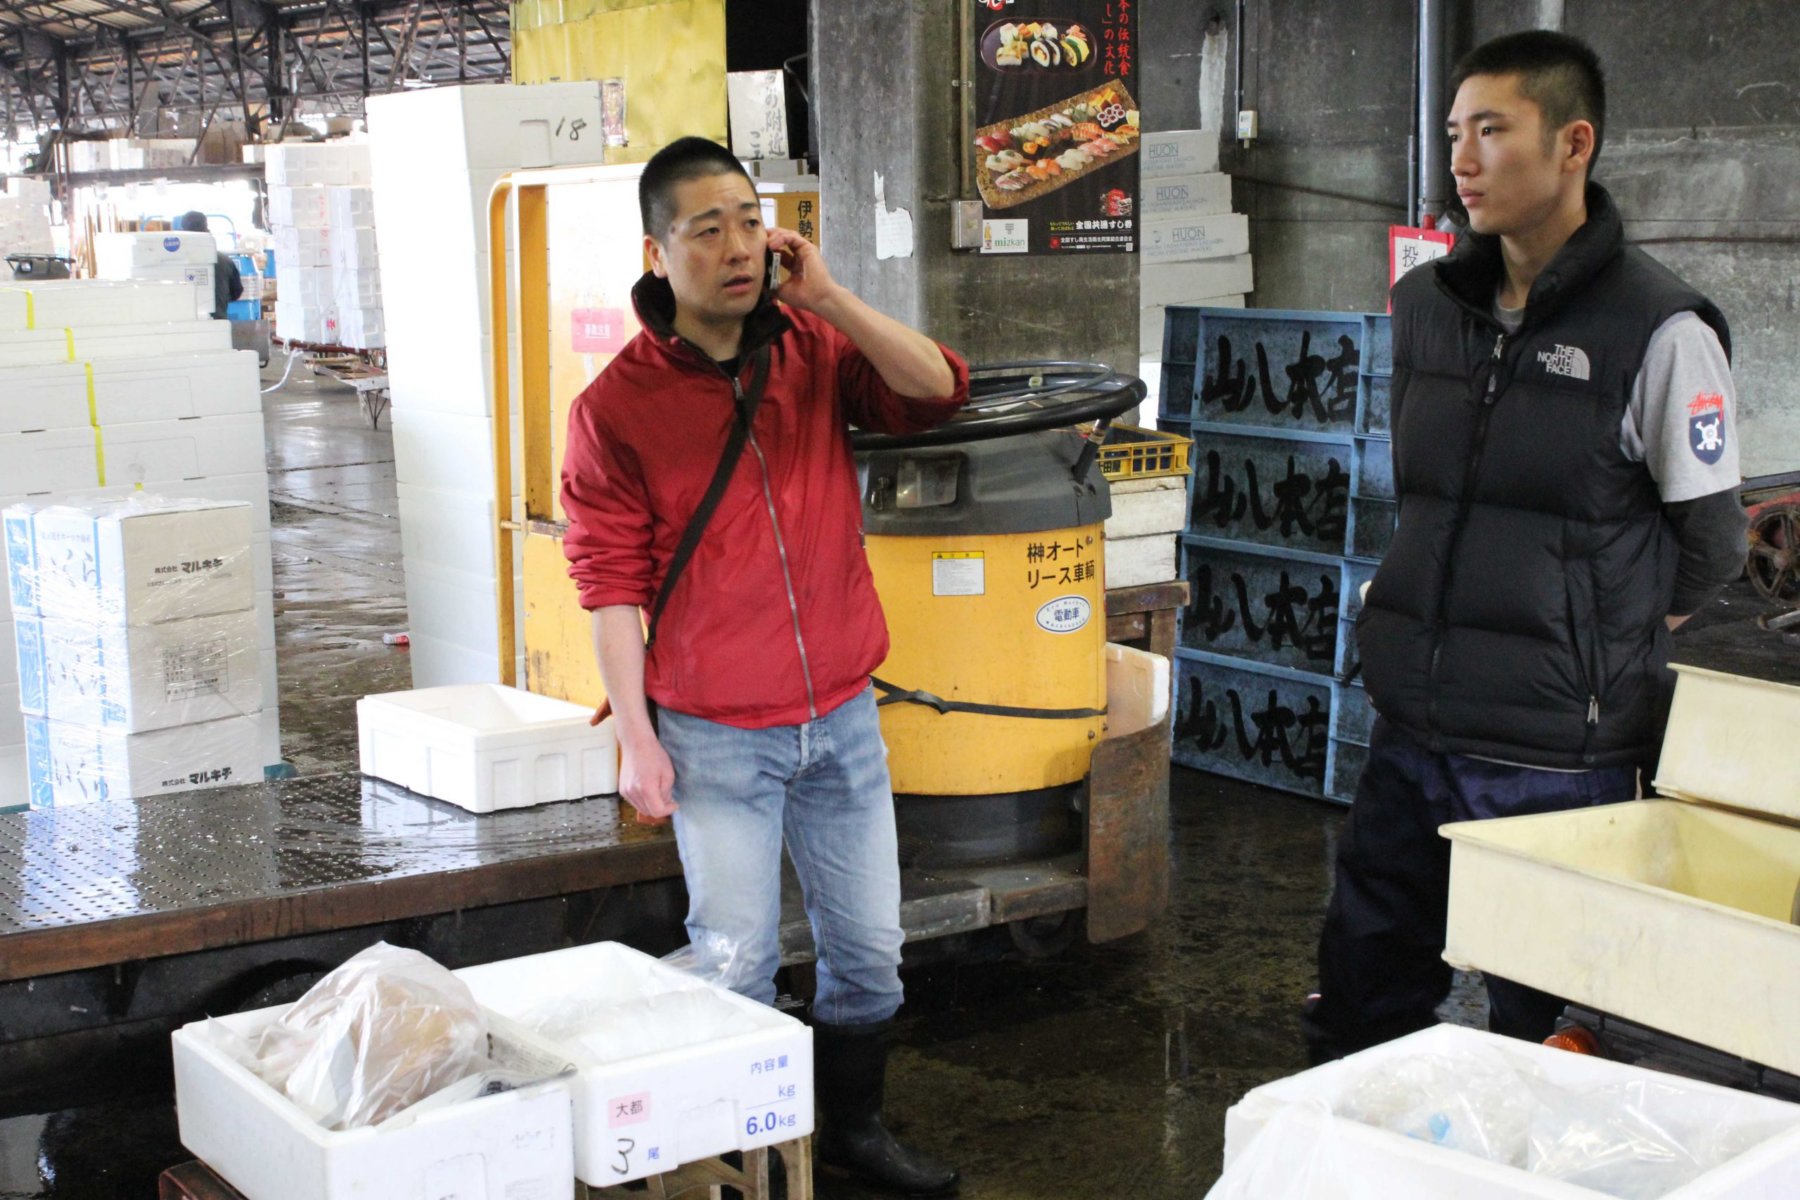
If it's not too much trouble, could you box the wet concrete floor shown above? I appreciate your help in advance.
[0,367,1794,1198]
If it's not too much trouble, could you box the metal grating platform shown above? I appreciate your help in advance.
[0,774,679,981]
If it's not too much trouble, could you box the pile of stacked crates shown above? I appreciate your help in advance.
[93,230,217,320]
[7,496,270,808]
[0,177,54,255]
[265,141,385,349]
[0,278,278,806]
[1138,129,1253,421]
[1164,307,1393,803]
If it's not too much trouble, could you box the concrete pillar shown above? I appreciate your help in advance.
[812,0,1139,376]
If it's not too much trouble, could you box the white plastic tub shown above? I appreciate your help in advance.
[453,942,813,1186]
[1221,1024,1800,1198]
[1443,666,1800,1076]
[357,683,617,812]
[172,1004,574,1200]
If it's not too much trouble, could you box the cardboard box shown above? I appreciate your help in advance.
[454,942,813,1185]
[173,1002,574,1200]
[1140,129,1222,178]
[1141,172,1234,218]
[1140,212,1250,265]
[28,497,254,626]
[1141,254,1255,308]
[35,610,262,732]
[26,712,263,806]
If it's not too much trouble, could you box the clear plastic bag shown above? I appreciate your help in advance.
[517,982,760,1065]
[253,942,488,1130]
[1334,1047,1538,1167]
[374,1065,556,1131]
[1205,1099,1380,1200]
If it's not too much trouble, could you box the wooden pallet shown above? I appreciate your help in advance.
[158,1161,247,1200]
[579,1137,813,1200]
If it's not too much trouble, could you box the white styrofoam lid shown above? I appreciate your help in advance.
[1654,664,1800,823]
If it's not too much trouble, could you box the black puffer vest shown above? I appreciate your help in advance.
[1359,184,1730,768]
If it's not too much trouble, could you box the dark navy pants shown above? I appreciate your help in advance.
[1306,718,1639,1060]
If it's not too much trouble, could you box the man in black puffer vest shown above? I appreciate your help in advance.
[1303,31,1749,1062]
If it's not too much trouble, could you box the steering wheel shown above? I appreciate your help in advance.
[850,361,1146,453]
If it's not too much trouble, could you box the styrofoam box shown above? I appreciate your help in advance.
[1141,172,1233,218]
[29,498,254,626]
[357,683,617,811]
[37,609,262,733]
[391,409,503,492]
[1103,533,1177,590]
[273,225,333,269]
[4,503,38,615]
[329,226,379,269]
[13,615,41,714]
[1141,254,1255,309]
[326,186,377,228]
[405,632,508,690]
[399,557,525,678]
[259,705,281,767]
[331,268,382,310]
[454,942,813,1185]
[0,352,262,433]
[0,320,231,368]
[1140,212,1251,266]
[1104,641,1170,734]
[1104,476,1186,539]
[173,1001,574,1200]
[396,482,499,579]
[0,279,204,334]
[0,619,13,688]
[27,712,263,806]
[94,231,216,275]
[1140,129,1222,178]
[1221,1024,1800,1198]
[1443,671,1800,1078]
[0,688,21,750]
[275,302,340,345]
[0,744,24,809]
[4,413,269,496]
[269,185,329,229]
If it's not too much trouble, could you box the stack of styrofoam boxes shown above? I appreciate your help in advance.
[8,497,269,808]
[1169,308,1392,805]
[366,84,606,689]
[0,278,280,805]
[1140,130,1253,431]
[265,140,385,349]
[94,231,217,321]
[1102,456,1191,591]
[0,176,54,255]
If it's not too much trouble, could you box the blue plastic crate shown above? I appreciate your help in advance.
[1194,310,1363,433]
[1325,736,1367,804]
[1352,436,1393,500]
[1179,537,1342,673]
[1172,650,1333,798]
[1363,314,1393,376]
[226,299,260,321]
[1334,559,1378,679]
[1359,374,1392,436]
[1156,415,1193,439]
[1187,426,1352,556]
[1348,496,1397,561]
[1331,679,1376,745]
[1161,305,1204,363]
[1159,361,1197,421]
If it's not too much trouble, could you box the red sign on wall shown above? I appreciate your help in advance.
[571,307,629,354]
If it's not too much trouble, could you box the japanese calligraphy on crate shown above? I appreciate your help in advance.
[1197,314,1363,431]
[1179,541,1341,671]
[1173,654,1332,792]
[971,0,1139,254]
[1187,433,1351,555]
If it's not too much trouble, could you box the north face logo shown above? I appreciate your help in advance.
[1537,344,1591,380]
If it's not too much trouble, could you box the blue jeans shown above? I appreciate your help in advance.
[659,683,905,1026]
[1308,718,1640,1058]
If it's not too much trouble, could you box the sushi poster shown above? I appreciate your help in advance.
[970,0,1140,255]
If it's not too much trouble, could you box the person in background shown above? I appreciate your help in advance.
[560,136,968,1196]
[1304,30,1748,1062]
[174,210,244,319]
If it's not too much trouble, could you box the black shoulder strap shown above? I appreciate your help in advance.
[645,345,772,649]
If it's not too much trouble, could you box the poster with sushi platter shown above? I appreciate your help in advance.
[971,1,1140,255]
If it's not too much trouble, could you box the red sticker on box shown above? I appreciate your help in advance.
[572,307,629,353]
[608,1091,652,1127]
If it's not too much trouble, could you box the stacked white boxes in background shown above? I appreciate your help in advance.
[7,497,267,808]
[1138,130,1253,421]
[0,177,54,255]
[0,278,278,806]
[366,83,605,689]
[93,231,217,321]
[264,140,385,349]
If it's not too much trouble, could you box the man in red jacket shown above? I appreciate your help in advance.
[561,137,968,1196]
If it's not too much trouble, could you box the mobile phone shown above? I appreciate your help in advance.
[765,246,781,294]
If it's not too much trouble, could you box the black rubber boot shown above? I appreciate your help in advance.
[813,1020,960,1197]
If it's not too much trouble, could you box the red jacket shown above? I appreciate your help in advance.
[561,274,970,729]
